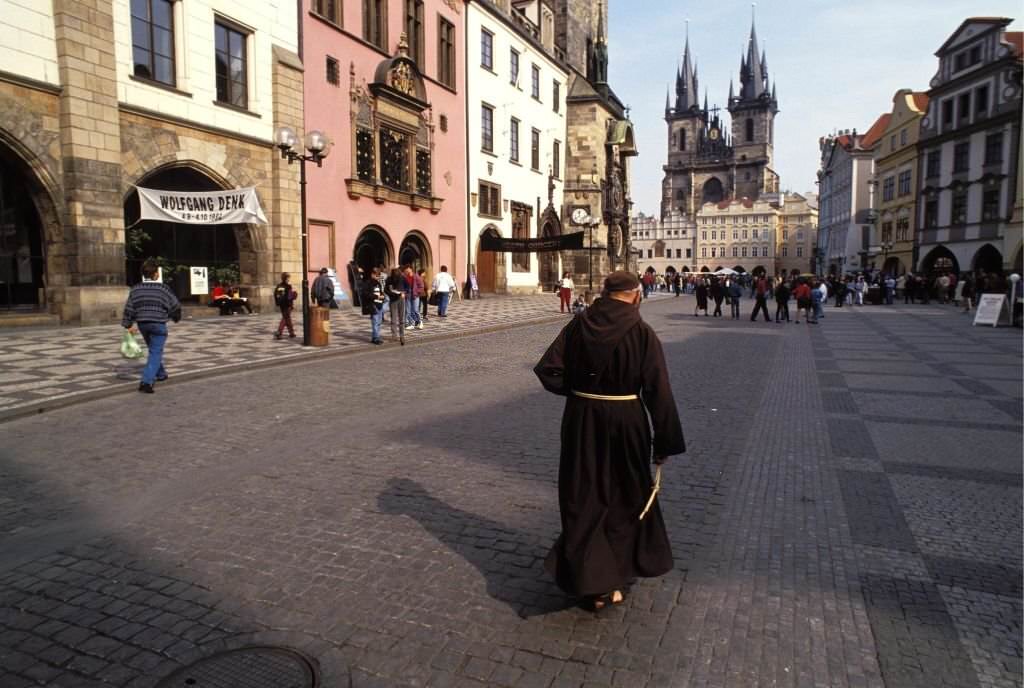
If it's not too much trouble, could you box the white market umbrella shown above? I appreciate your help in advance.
[713,268,738,276]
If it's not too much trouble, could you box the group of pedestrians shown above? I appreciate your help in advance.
[360,264,457,345]
[688,273,830,324]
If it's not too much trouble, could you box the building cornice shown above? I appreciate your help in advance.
[119,102,273,148]
[469,0,569,75]
[0,69,62,96]
[918,108,1020,146]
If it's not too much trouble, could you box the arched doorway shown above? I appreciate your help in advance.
[921,245,959,277]
[972,244,1003,274]
[702,177,724,204]
[354,226,393,278]
[882,256,904,276]
[732,265,746,274]
[0,149,46,310]
[399,231,431,273]
[700,266,710,273]
[680,266,690,273]
[751,265,766,277]
[538,221,560,292]
[476,226,504,293]
[123,165,243,301]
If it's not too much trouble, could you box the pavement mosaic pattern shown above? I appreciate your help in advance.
[0,297,1020,687]
[0,294,582,419]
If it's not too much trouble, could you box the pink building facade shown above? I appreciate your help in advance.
[302,0,467,296]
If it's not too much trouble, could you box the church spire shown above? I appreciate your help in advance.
[737,4,772,102]
[674,30,699,111]
[592,3,608,84]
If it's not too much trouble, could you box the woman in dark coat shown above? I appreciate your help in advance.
[694,279,709,316]
[535,271,685,610]
[710,278,724,317]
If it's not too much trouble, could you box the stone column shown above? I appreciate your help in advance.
[270,46,305,288]
[52,0,127,324]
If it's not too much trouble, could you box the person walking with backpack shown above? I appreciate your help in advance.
[122,259,181,394]
[311,267,334,307]
[432,265,457,317]
[750,276,771,322]
[385,267,407,345]
[273,272,297,340]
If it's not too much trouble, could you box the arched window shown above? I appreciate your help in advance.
[745,118,754,142]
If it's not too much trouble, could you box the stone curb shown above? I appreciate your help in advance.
[0,312,570,425]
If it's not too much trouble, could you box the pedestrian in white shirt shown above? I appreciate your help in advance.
[431,265,457,317]
[558,271,575,313]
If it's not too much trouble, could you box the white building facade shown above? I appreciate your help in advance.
[467,0,568,294]
[916,18,1022,276]
[817,132,874,275]
[630,211,696,275]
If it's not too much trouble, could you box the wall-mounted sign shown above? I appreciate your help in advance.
[136,186,268,225]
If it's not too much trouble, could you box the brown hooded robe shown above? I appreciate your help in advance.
[534,297,685,597]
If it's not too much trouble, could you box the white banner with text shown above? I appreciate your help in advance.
[136,186,268,225]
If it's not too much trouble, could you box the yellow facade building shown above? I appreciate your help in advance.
[695,197,779,276]
[777,193,819,275]
[872,89,929,275]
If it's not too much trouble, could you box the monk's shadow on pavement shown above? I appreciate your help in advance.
[377,477,577,619]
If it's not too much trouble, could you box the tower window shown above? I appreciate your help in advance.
[745,118,754,142]
[679,129,686,151]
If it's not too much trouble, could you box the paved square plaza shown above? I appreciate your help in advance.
[0,298,1020,687]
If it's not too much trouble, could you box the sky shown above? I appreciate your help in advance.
[607,0,1019,215]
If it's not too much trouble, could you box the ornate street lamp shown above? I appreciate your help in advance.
[274,126,330,346]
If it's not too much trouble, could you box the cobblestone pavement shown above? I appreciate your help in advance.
[0,293,601,420]
[0,297,1019,687]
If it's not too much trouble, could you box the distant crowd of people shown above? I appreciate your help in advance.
[624,268,1021,325]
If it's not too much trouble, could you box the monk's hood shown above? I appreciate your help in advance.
[569,296,642,378]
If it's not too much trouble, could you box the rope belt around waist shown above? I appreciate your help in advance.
[572,391,639,401]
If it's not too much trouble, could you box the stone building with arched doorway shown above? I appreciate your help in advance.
[0,0,304,325]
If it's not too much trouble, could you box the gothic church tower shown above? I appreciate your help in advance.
[728,19,780,199]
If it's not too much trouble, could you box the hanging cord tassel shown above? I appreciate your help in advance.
[639,465,662,521]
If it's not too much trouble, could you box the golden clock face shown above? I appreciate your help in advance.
[709,128,720,141]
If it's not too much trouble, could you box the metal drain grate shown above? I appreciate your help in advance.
[156,646,317,688]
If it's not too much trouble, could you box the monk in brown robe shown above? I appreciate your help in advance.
[535,270,685,610]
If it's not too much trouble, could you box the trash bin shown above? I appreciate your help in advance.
[309,306,330,346]
[867,285,883,305]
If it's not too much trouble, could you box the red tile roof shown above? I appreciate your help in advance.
[1006,32,1024,60]
[911,92,930,111]
[860,114,891,149]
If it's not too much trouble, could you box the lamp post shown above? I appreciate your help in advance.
[879,240,894,275]
[274,126,329,346]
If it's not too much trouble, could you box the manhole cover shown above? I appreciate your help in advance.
[156,646,317,688]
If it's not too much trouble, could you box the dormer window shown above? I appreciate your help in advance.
[953,44,983,72]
